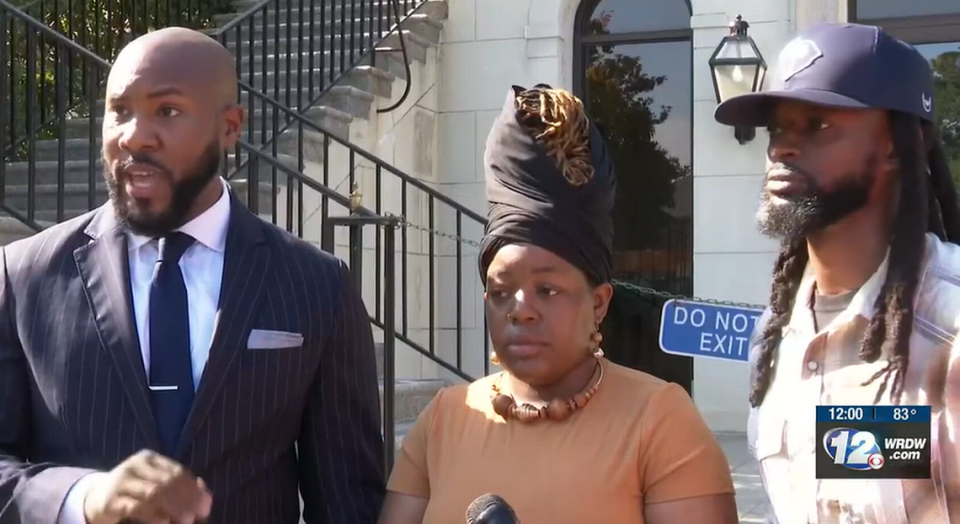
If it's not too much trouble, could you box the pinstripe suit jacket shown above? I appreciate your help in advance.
[0,197,386,524]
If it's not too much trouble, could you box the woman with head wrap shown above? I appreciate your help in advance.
[377,85,738,524]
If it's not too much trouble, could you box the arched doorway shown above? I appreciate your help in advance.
[573,0,695,393]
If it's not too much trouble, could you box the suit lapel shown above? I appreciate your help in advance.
[177,196,271,458]
[74,206,160,448]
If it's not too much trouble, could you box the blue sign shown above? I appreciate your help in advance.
[658,299,765,363]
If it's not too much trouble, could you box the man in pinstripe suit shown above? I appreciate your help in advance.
[0,28,385,524]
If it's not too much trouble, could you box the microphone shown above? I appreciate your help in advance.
[465,493,520,524]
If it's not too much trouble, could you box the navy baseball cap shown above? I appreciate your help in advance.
[714,23,935,127]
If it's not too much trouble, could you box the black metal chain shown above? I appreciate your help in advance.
[381,212,768,310]
[384,212,482,248]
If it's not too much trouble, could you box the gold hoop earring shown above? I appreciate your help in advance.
[490,351,501,365]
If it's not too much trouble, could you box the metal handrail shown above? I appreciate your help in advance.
[239,119,480,381]
[0,0,111,67]
[235,82,487,223]
[0,0,457,217]
[0,0,486,390]
[376,0,412,114]
[232,140,476,385]
[0,202,45,232]
[235,139,377,216]
[0,0,380,226]
[211,0,274,35]
[0,0,112,161]
[11,0,44,14]
[367,317,472,381]
[212,0,419,116]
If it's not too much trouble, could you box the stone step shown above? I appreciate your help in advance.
[239,85,374,122]
[376,30,431,65]
[0,176,277,218]
[0,215,52,243]
[241,128,334,166]
[308,85,376,120]
[222,32,362,54]
[1,182,110,216]
[211,14,442,46]
[230,42,423,79]
[13,130,330,194]
[224,39,424,83]
[232,0,391,11]
[62,117,103,139]
[380,378,443,424]
[51,114,316,143]
[229,0,449,23]
[214,11,392,32]
[210,26,381,45]
[30,138,102,163]
[239,62,393,100]
[23,104,348,161]
[231,0,391,11]
[235,48,364,73]
[373,342,445,423]
[3,158,106,188]
[221,27,431,57]
[0,152,283,186]
[239,64,394,103]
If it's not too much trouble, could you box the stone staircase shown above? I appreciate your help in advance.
[0,0,453,450]
[209,0,447,179]
[374,342,443,451]
[0,0,447,226]
[206,0,454,444]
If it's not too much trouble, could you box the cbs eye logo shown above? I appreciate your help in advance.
[823,428,885,471]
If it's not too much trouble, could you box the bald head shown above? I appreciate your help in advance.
[110,27,238,107]
[101,26,244,237]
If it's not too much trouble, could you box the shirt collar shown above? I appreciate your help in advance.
[790,245,891,335]
[127,178,231,253]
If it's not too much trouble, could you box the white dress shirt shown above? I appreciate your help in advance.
[58,179,231,523]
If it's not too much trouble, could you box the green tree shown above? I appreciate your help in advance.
[930,48,960,190]
[585,13,695,388]
[582,12,691,253]
[3,0,232,161]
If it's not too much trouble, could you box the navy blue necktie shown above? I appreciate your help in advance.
[148,232,196,456]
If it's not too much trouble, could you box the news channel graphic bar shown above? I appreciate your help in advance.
[815,405,932,480]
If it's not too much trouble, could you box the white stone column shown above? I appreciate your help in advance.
[795,0,850,31]
[689,0,792,432]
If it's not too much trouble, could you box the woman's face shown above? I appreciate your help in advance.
[484,244,613,387]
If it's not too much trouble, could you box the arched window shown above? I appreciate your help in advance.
[576,0,691,39]
[573,0,694,391]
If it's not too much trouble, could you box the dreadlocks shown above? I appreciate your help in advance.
[750,111,960,408]
[515,86,594,187]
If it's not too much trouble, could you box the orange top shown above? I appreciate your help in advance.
[386,361,735,523]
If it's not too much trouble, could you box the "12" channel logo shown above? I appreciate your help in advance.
[822,427,885,471]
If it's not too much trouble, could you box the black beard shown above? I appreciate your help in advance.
[106,139,222,237]
[756,161,875,240]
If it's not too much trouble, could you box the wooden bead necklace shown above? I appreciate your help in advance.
[490,358,604,423]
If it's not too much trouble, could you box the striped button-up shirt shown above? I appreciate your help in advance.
[748,233,960,524]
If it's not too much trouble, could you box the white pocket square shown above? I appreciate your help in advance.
[247,329,304,350]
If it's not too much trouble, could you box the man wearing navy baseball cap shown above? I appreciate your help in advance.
[717,23,960,523]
